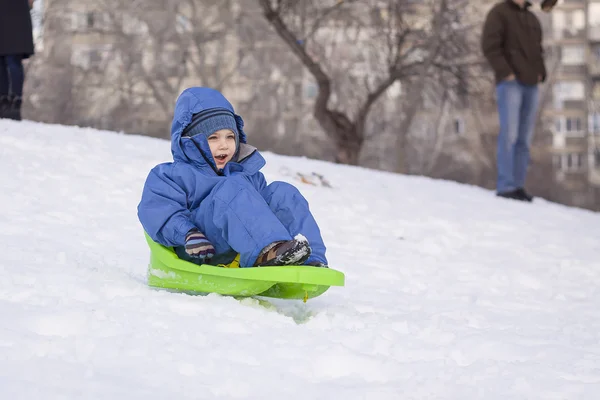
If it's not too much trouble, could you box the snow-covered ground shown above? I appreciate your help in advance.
[1,119,599,399]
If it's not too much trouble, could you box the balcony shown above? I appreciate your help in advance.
[558,0,587,9]
[561,64,588,76]
[590,26,600,42]
[563,100,586,110]
[554,28,586,41]
[590,61,600,77]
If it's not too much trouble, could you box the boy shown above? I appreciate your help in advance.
[138,87,328,268]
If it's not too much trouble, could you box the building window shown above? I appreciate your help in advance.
[87,12,95,29]
[574,154,583,169]
[561,45,585,65]
[566,117,583,133]
[553,9,586,39]
[590,113,600,134]
[304,82,318,99]
[555,153,585,171]
[554,81,585,100]
[176,15,192,34]
[123,16,148,34]
[70,45,108,69]
[453,117,465,135]
[592,45,600,63]
[554,81,585,110]
[69,11,110,31]
[554,116,584,135]
[567,154,582,169]
[590,4,600,27]
[553,154,562,168]
[89,49,102,67]
[70,12,86,31]
[594,82,600,100]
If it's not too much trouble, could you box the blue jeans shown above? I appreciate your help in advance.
[0,55,25,97]
[495,80,539,193]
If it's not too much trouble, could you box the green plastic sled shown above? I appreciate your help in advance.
[144,233,345,301]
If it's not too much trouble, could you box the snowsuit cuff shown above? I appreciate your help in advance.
[171,216,197,246]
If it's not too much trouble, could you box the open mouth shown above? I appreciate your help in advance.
[215,154,228,162]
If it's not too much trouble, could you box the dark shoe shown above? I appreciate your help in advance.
[7,96,22,121]
[0,95,10,119]
[254,239,311,267]
[496,189,527,202]
[515,188,534,202]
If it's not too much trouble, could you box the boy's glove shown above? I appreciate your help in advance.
[185,229,215,262]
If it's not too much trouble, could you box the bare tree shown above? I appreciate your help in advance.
[28,0,246,137]
[100,0,247,135]
[257,0,477,166]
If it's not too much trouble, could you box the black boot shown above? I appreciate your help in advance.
[7,95,22,121]
[496,189,531,202]
[0,95,10,119]
[515,188,534,202]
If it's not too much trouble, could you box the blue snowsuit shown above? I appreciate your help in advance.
[137,87,327,267]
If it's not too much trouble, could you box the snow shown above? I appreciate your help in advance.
[1,118,599,399]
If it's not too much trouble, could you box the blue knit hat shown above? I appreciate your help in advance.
[182,108,239,140]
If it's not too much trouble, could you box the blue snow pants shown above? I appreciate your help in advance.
[175,177,327,267]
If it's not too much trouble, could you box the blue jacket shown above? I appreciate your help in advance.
[138,87,269,247]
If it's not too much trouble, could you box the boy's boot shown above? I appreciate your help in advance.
[254,238,311,267]
[306,260,328,268]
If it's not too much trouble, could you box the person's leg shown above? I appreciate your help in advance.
[495,80,523,194]
[4,55,24,120]
[0,56,9,119]
[514,84,540,191]
[261,181,328,265]
[191,176,295,267]
[0,56,8,95]
[0,55,25,121]
[4,55,25,97]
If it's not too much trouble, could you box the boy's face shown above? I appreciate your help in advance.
[207,129,236,169]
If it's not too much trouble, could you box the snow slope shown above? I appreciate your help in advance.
[1,119,599,400]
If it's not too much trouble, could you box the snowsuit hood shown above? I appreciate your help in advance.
[170,87,259,175]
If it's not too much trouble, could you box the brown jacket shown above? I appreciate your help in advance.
[481,0,546,85]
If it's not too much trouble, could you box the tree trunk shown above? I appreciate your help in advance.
[259,1,399,167]
[334,134,363,164]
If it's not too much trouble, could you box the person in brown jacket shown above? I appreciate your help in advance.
[481,0,556,202]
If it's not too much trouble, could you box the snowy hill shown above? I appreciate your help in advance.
[1,119,599,400]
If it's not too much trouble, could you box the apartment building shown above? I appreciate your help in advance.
[546,0,600,204]
[40,0,246,137]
